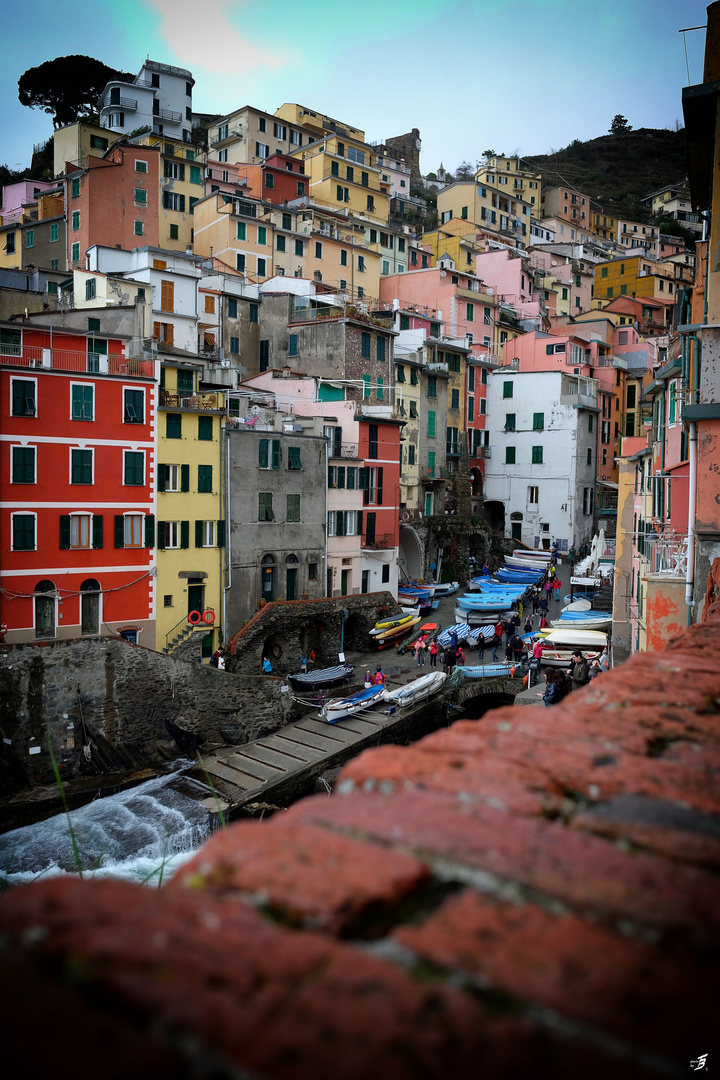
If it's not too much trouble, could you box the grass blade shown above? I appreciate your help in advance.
[47,737,83,879]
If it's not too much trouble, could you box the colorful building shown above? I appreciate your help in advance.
[0,321,157,645]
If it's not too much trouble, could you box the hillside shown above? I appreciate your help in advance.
[523,127,689,222]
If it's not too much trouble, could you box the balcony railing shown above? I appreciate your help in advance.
[328,442,360,459]
[115,96,138,111]
[647,533,688,576]
[0,345,153,377]
[155,108,182,124]
[362,532,395,550]
[421,467,450,482]
[478,446,492,459]
[159,388,224,411]
[597,495,619,516]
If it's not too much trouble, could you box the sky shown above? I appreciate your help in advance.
[1,0,709,175]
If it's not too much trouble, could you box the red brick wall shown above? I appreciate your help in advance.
[2,603,719,1076]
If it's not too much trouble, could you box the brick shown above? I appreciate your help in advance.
[392,889,715,1060]
[0,878,656,1080]
[169,819,430,933]
[288,790,720,939]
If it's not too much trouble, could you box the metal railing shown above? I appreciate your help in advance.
[159,388,224,411]
[647,534,687,576]
[362,532,395,550]
[328,443,360,459]
[0,345,153,377]
[421,467,450,482]
[597,494,618,516]
[156,108,182,124]
[114,96,138,110]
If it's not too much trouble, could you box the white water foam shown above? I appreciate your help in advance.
[0,767,219,888]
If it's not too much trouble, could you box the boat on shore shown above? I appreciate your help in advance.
[399,621,439,654]
[537,628,608,666]
[430,581,460,597]
[369,612,414,636]
[383,670,446,707]
[372,614,421,644]
[321,684,387,723]
[288,664,354,692]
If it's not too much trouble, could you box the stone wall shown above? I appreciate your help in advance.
[0,636,293,797]
[227,590,402,675]
[4,600,719,1076]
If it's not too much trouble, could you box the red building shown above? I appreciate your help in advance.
[259,153,309,206]
[0,321,157,645]
[359,415,402,592]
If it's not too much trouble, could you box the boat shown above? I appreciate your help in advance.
[369,612,414,636]
[398,586,433,601]
[457,594,523,611]
[561,598,592,614]
[512,549,551,562]
[400,621,439,654]
[450,662,515,678]
[383,670,446,707]
[551,615,612,631]
[505,555,551,570]
[321,684,387,724]
[372,614,421,643]
[287,664,354,692]
[455,607,513,626]
[538,628,608,667]
[430,581,460,597]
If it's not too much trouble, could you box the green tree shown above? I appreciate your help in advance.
[18,55,134,129]
[609,114,632,135]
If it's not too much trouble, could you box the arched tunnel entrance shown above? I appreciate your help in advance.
[454,691,516,720]
[399,525,423,582]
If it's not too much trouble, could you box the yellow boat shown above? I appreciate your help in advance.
[369,612,415,636]
[372,615,421,642]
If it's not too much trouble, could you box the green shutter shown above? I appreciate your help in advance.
[157,520,166,549]
[198,465,212,492]
[359,467,367,489]
[157,464,166,492]
[357,510,362,536]
[180,521,189,548]
[92,514,103,549]
[427,411,436,437]
[195,520,203,547]
[144,514,155,548]
[288,446,302,469]
[259,439,269,467]
[181,463,190,492]
[115,515,124,548]
[271,439,281,469]
[216,519,226,547]
[60,515,71,550]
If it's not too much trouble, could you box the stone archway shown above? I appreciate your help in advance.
[484,501,505,535]
[399,524,423,582]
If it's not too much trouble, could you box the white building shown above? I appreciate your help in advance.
[98,60,194,145]
[87,245,201,353]
[483,368,598,550]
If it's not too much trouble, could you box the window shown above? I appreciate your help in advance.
[427,375,437,398]
[13,513,36,550]
[162,192,185,212]
[427,411,436,438]
[25,229,34,249]
[10,377,35,417]
[236,253,246,273]
[336,185,349,203]
[532,445,543,464]
[258,492,274,521]
[71,384,93,420]
[505,446,516,464]
[361,332,371,359]
[84,277,96,301]
[124,389,144,424]
[421,254,428,268]
[134,219,144,236]
[165,412,182,440]
[135,159,148,173]
[588,414,594,433]
[72,210,80,231]
[503,380,513,399]
[71,448,93,484]
[287,332,299,357]
[601,267,608,278]
[49,222,60,243]
[357,255,365,272]
[257,257,266,276]
[377,337,386,363]
[12,446,35,484]
[123,451,144,486]
[276,234,287,252]
[288,446,302,470]
[297,181,306,196]
[197,464,212,492]
[528,486,539,504]
[292,238,303,258]
[236,222,246,241]
[451,388,460,410]
[257,225,267,246]
[377,376,384,401]
[286,494,301,522]
[505,413,516,431]
[363,375,371,399]
[382,259,390,275]
[71,242,80,262]
[71,178,80,198]
[533,412,544,430]
[134,186,147,207]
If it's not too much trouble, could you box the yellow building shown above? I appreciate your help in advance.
[274,103,366,144]
[422,221,481,275]
[192,192,273,281]
[395,351,423,509]
[590,207,617,241]
[132,132,206,253]
[443,345,467,466]
[291,134,390,225]
[436,179,532,242]
[594,255,680,304]
[53,121,116,174]
[156,360,226,659]
[480,155,542,211]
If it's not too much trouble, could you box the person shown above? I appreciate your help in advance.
[446,647,457,671]
[456,646,466,666]
[539,613,547,630]
[477,634,485,662]
[569,544,577,571]
[503,618,514,645]
[524,614,533,634]
[598,647,609,671]
[482,563,491,575]
[549,563,556,580]
[505,634,515,662]
[494,620,504,645]
[364,669,372,688]
[490,634,501,663]
[539,593,549,616]
[570,650,589,691]
[217,649,226,671]
[262,656,272,674]
[552,577,562,602]
[450,629,459,652]
[528,651,541,688]
[513,636,525,663]
[544,580,553,600]
[300,654,308,674]
[540,668,564,707]
[511,611,521,632]
[373,666,385,685]
[317,690,325,710]
[414,638,426,666]
[440,648,450,674]
[210,647,223,667]
[531,591,539,616]
[588,658,603,679]
[429,640,438,667]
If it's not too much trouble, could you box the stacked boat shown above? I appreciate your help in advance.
[399,620,439,654]
[321,669,447,722]
[535,628,608,667]
[552,609,612,631]
[288,664,354,692]
[437,623,495,648]
[383,670,446,707]
[369,612,421,649]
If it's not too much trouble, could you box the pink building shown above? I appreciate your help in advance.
[379,267,497,355]
[1,180,60,225]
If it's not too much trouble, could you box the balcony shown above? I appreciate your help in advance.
[159,388,224,411]
[154,108,182,124]
[0,345,153,377]
[597,356,629,370]
[328,442,360,459]
[478,446,492,459]
[647,533,688,576]
[421,467,450,483]
[597,494,619,516]
[362,532,395,550]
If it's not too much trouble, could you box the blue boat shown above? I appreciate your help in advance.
[321,683,387,723]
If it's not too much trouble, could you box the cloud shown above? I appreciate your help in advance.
[147,0,288,73]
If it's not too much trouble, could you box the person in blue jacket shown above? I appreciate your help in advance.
[262,656,272,674]
[540,668,564,706]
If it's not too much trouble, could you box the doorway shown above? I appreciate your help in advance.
[511,522,522,540]
[187,582,204,617]
[34,580,56,639]
[261,554,276,603]
[361,569,369,594]
[341,569,349,596]
[80,578,100,635]
[286,554,298,601]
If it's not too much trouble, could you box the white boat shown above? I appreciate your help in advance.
[505,555,550,570]
[513,549,551,561]
[551,614,612,631]
[539,628,608,667]
[383,671,446,707]
[321,684,387,723]
[369,612,415,636]
[431,581,460,597]
[561,598,592,614]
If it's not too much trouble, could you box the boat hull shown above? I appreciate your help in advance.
[287,664,355,691]
[372,615,421,642]
[322,684,387,723]
[383,671,446,707]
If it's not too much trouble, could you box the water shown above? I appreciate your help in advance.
[0,767,218,888]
